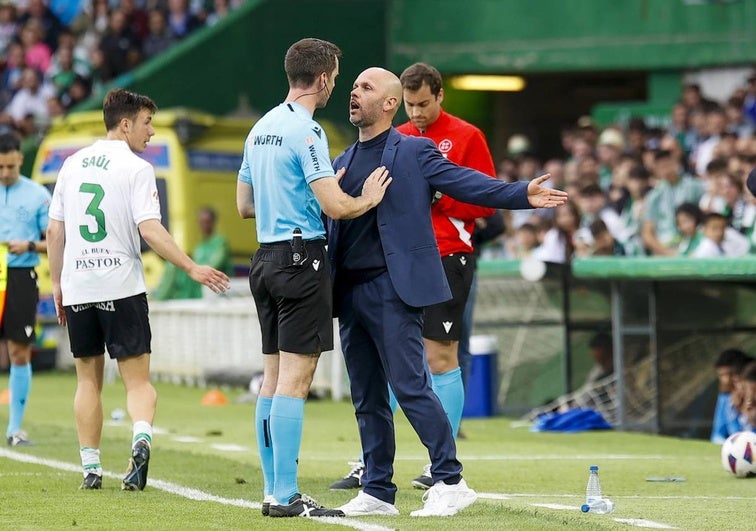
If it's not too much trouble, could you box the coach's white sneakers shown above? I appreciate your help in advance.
[410,478,477,517]
[337,491,399,516]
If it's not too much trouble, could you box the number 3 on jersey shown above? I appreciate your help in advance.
[79,182,107,242]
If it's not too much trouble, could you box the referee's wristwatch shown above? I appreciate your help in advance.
[28,241,36,252]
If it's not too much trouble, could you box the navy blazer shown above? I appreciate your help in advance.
[328,127,531,308]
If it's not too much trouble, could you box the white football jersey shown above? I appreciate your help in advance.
[49,139,161,305]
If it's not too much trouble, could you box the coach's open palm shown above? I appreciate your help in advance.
[527,173,569,208]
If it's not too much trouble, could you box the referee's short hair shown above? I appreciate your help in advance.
[284,38,341,89]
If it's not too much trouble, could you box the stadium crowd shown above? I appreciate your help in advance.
[0,2,754,264]
[482,79,756,261]
[0,0,245,145]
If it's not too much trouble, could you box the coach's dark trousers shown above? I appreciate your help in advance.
[336,271,462,504]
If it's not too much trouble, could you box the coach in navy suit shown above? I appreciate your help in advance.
[328,68,567,517]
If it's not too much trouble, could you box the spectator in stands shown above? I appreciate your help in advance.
[166,0,201,39]
[48,28,91,78]
[152,206,232,300]
[20,19,52,73]
[0,0,17,58]
[715,173,755,236]
[674,202,703,256]
[532,201,581,263]
[17,0,63,51]
[725,96,753,139]
[206,0,232,26]
[741,75,756,127]
[681,82,717,112]
[142,9,176,60]
[122,0,149,42]
[70,0,110,61]
[0,42,26,110]
[3,66,55,129]
[579,218,624,257]
[575,183,624,248]
[47,45,81,99]
[694,106,728,178]
[699,158,729,214]
[596,127,625,191]
[617,164,650,256]
[626,117,648,156]
[508,222,539,259]
[667,102,692,161]
[710,348,749,443]
[642,150,704,256]
[60,73,91,110]
[98,9,141,81]
[691,212,749,258]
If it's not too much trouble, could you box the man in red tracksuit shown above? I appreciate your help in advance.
[396,62,498,488]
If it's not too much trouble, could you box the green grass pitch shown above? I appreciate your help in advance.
[1,371,753,530]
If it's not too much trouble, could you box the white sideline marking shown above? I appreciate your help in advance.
[0,449,394,531]
[209,443,249,452]
[392,454,665,461]
[614,518,676,529]
[479,492,756,501]
[481,494,677,528]
[531,503,579,510]
[172,436,203,443]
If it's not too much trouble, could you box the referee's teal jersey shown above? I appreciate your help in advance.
[238,102,334,243]
[0,176,51,268]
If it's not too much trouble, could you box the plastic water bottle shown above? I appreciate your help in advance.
[581,465,615,514]
[585,465,602,505]
[581,498,615,514]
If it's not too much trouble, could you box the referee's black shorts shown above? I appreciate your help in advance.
[0,267,38,345]
[249,239,333,355]
[423,253,475,342]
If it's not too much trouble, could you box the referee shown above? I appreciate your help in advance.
[0,132,51,447]
[236,38,390,518]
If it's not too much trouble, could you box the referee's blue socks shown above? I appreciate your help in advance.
[255,396,274,496]
[431,367,464,439]
[6,363,32,437]
[269,394,304,503]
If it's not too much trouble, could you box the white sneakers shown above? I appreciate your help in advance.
[337,478,477,518]
[337,491,399,516]
[410,478,478,517]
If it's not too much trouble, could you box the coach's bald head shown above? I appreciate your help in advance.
[350,67,403,141]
